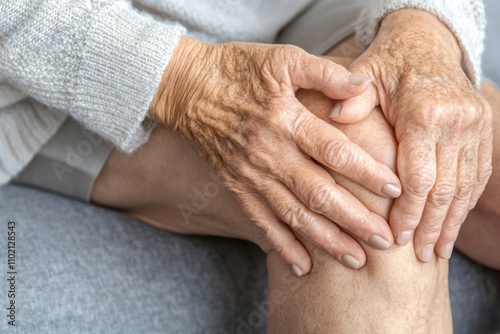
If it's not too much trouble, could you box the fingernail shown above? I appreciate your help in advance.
[368,234,390,250]
[439,242,454,260]
[348,74,371,85]
[291,264,304,277]
[330,103,343,118]
[419,244,434,263]
[381,184,402,198]
[341,254,360,270]
[396,229,413,246]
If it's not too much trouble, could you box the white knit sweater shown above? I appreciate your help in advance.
[0,0,485,185]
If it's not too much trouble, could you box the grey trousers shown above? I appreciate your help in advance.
[0,185,499,334]
[0,185,268,334]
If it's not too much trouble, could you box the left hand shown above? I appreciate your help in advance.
[334,9,493,262]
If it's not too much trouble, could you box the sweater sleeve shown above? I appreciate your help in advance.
[0,0,186,153]
[355,0,486,87]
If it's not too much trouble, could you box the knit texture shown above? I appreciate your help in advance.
[0,0,485,185]
[356,0,485,87]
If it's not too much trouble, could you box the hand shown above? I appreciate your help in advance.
[340,9,493,262]
[150,37,402,275]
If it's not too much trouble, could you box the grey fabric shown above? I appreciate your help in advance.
[278,0,365,55]
[0,185,498,333]
[449,251,500,333]
[0,185,267,334]
[483,0,500,86]
[13,117,114,202]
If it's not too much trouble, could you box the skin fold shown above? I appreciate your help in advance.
[91,36,499,332]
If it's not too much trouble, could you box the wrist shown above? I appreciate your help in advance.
[377,8,462,64]
[149,36,208,129]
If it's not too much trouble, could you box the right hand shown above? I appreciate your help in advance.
[150,37,402,275]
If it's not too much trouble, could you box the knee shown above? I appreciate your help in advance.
[328,107,398,220]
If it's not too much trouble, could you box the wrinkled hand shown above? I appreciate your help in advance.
[339,9,493,262]
[150,36,402,275]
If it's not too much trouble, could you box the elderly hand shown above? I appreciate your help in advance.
[340,9,493,262]
[150,36,402,275]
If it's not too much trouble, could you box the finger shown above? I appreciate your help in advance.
[239,192,313,276]
[413,146,458,262]
[293,110,402,199]
[278,156,394,250]
[468,136,493,210]
[258,177,367,269]
[390,136,436,246]
[289,52,372,100]
[329,83,379,124]
[434,146,478,260]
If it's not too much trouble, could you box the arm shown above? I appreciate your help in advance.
[0,1,185,153]
[1,1,404,275]
[0,0,184,186]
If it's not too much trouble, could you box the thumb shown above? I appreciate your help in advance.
[329,83,379,124]
[290,54,372,100]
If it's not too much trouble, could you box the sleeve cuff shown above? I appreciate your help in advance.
[71,2,186,152]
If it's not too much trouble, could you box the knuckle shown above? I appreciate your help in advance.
[429,181,456,206]
[405,169,436,197]
[288,111,309,137]
[454,182,474,202]
[283,205,313,231]
[446,217,465,230]
[323,139,356,170]
[269,45,290,61]
[322,61,343,84]
[282,44,302,55]
[456,105,480,128]
[249,217,270,238]
[479,165,494,184]
[247,146,275,171]
[306,183,335,213]
[415,105,449,129]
